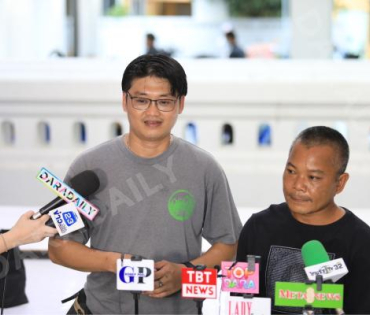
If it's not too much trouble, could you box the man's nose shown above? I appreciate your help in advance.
[293,175,307,191]
[145,100,160,114]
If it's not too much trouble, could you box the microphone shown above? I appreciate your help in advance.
[275,241,345,311]
[302,240,348,283]
[32,170,100,220]
[301,240,347,315]
[302,240,329,266]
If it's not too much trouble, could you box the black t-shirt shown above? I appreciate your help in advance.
[236,202,370,314]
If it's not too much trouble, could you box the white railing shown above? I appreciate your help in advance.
[1,59,370,211]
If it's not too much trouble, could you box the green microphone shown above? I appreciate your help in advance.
[301,240,330,267]
[301,239,348,282]
[301,240,347,315]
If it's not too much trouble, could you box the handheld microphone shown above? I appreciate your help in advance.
[302,240,348,283]
[32,170,100,220]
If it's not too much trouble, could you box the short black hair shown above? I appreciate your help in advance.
[121,54,187,97]
[291,126,350,175]
[146,33,155,41]
[225,31,236,40]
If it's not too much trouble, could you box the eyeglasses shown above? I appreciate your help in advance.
[126,92,179,112]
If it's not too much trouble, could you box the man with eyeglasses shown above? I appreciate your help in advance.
[49,54,242,314]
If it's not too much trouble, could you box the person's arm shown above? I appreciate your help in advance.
[48,238,126,273]
[0,210,57,254]
[147,242,237,298]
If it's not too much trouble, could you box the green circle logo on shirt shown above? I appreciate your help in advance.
[168,190,195,222]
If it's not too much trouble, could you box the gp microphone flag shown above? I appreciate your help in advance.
[302,240,348,282]
[36,167,99,220]
[116,259,154,291]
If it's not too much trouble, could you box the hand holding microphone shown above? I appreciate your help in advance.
[1,170,100,254]
[0,210,57,253]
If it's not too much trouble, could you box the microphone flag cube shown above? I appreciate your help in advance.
[275,281,344,309]
[221,261,259,294]
[181,268,217,299]
[304,258,348,283]
[116,259,154,291]
[50,203,85,236]
[222,295,271,315]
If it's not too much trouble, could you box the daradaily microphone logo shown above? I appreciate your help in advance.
[37,167,99,220]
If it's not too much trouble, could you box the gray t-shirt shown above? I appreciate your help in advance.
[61,136,242,314]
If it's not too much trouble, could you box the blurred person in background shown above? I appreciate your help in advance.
[146,33,173,57]
[146,33,159,55]
[225,31,245,58]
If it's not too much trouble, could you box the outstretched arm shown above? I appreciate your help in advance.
[0,210,57,254]
[48,238,125,273]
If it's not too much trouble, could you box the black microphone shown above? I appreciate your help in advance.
[32,170,100,219]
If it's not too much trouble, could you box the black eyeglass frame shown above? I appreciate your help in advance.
[125,91,180,112]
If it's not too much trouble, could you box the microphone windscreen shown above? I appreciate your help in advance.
[69,170,100,197]
[301,240,330,267]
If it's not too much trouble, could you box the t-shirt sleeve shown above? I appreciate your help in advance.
[201,160,242,245]
[343,223,370,314]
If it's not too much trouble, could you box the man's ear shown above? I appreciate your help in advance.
[178,96,185,114]
[336,172,349,194]
[122,92,128,113]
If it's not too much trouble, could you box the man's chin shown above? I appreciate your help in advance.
[286,202,313,215]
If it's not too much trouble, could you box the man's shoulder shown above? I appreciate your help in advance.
[255,202,288,216]
[77,137,121,159]
[70,137,122,170]
[176,137,220,164]
[248,203,289,224]
[343,208,370,237]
